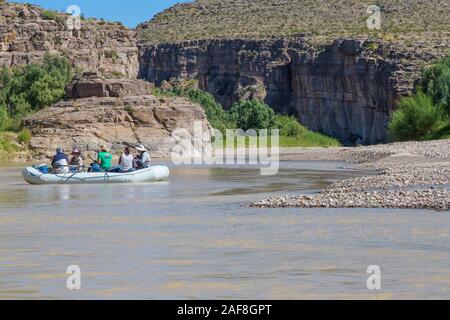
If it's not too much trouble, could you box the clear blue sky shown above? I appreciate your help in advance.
[9,0,193,27]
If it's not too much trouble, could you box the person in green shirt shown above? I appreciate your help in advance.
[97,145,113,171]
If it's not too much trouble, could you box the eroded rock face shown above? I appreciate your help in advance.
[66,72,154,99]
[289,39,397,145]
[23,77,211,158]
[0,2,139,78]
[139,38,443,144]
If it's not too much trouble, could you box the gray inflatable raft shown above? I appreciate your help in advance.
[22,166,170,185]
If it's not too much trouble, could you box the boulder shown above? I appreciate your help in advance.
[23,77,210,159]
[66,72,154,99]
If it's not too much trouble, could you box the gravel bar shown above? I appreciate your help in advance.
[251,140,450,211]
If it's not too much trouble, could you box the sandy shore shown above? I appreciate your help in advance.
[252,140,450,211]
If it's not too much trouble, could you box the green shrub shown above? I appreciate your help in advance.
[17,128,32,144]
[421,53,450,114]
[0,131,21,154]
[0,109,20,132]
[277,115,303,137]
[184,88,233,133]
[228,100,278,132]
[424,123,450,140]
[41,10,66,25]
[388,91,447,141]
[388,54,450,142]
[276,115,340,146]
[0,105,11,131]
[0,54,72,129]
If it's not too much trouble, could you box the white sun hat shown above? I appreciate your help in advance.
[135,144,147,152]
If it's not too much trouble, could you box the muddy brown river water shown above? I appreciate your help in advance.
[0,161,449,299]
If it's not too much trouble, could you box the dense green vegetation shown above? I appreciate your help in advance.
[228,100,279,132]
[388,92,447,141]
[153,83,341,147]
[277,115,341,147]
[389,53,450,141]
[421,54,450,114]
[0,54,72,156]
[0,54,72,131]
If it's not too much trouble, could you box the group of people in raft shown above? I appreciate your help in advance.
[50,144,151,174]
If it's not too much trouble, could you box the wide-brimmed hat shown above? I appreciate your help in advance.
[100,145,108,152]
[71,148,81,155]
[135,144,147,152]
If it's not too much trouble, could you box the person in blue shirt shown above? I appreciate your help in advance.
[51,147,69,174]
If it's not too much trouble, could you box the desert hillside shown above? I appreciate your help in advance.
[139,0,450,46]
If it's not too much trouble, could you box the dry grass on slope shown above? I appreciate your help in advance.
[139,0,450,47]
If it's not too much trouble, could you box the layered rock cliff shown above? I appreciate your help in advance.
[139,37,442,144]
[23,74,211,158]
[137,0,449,145]
[0,2,138,78]
[2,1,449,146]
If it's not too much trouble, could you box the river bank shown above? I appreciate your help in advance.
[252,140,450,211]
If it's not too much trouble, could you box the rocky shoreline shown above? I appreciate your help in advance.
[251,140,450,211]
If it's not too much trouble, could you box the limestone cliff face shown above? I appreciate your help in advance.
[23,75,211,158]
[139,38,439,144]
[2,2,446,146]
[0,2,138,78]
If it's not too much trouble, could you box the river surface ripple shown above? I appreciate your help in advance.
[0,161,449,299]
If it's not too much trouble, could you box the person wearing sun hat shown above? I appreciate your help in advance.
[135,144,151,169]
[69,148,84,172]
[97,145,113,171]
